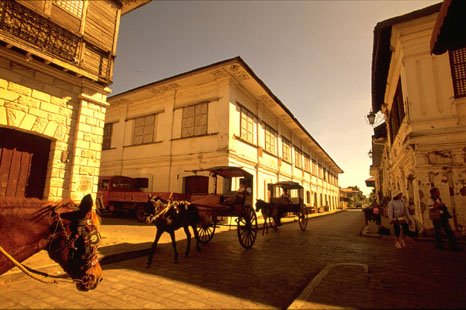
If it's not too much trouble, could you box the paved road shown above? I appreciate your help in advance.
[1,210,466,309]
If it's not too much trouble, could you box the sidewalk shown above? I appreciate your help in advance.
[361,213,466,245]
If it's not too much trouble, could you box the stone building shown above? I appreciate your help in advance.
[0,0,149,202]
[369,3,466,232]
[101,57,343,210]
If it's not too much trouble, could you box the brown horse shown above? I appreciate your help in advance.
[0,194,103,291]
[145,195,201,267]
[255,199,279,235]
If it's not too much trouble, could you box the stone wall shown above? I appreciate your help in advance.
[0,53,108,202]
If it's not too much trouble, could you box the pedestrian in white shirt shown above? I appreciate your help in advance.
[388,189,412,248]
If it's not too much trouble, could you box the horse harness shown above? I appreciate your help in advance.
[148,198,192,225]
[0,205,101,286]
[48,206,101,284]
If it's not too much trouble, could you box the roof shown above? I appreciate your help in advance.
[371,3,442,112]
[110,56,343,174]
[431,0,466,55]
[268,181,303,190]
[119,0,151,15]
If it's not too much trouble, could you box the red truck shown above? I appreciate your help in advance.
[97,175,190,222]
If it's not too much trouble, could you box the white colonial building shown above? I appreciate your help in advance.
[370,3,466,232]
[101,57,342,210]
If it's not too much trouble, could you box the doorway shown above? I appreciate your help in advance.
[0,127,51,199]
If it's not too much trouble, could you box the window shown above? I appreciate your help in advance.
[182,103,208,138]
[264,124,276,154]
[389,79,405,143]
[53,0,84,18]
[295,148,303,169]
[240,106,255,143]
[306,191,311,204]
[449,47,466,98]
[102,123,113,150]
[304,155,310,172]
[133,115,155,145]
[282,138,291,162]
[312,160,317,175]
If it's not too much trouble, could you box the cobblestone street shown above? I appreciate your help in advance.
[1,210,466,309]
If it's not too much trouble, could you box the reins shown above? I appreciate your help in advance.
[0,204,100,286]
[0,245,62,283]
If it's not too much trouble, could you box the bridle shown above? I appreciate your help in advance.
[47,205,102,288]
[0,204,102,287]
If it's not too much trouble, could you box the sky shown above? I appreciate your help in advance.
[111,0,440,196]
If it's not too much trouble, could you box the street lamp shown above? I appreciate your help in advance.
[368,150,373,158]
[367,111,376,125]
[366,110,384,127]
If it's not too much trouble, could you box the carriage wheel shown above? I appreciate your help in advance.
[237,206,258,249]
[135,204,147,223]
[298,207,308,231]
[198,224,216,244]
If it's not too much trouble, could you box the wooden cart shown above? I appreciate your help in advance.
[267,181,309,231]
[190,166,258,249]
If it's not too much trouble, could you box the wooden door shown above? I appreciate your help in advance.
[0,128,50,199]
[184,176,209,195]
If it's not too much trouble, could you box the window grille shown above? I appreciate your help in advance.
[133,115,154,145]
[264,124,276,154]
[389,79,405,143]
[53,0,84,18]
[449,47,466,98]
[295,148,303,169]
[240,107,255,143]
[282,138,291,162]
[304,155,310,172]
[102,123,112,150]
[181,102,208,138]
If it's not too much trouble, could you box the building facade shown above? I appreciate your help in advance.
[102,57,342,210]
[370,3,466,232]
[0,0,148,202]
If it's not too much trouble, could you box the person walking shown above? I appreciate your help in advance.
[388,189,411,248]
[428,187,462,251]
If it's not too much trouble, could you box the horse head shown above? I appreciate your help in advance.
[255,199,268,212]
[47,194,103,291]
[144,195,166,224]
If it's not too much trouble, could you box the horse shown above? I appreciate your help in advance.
[0,194,103,291]
[255,199,279,235]
[145,195,201,267]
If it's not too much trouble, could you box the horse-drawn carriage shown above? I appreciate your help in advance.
[190,166,258,249]
[144,166,258,266]
[256,181,309,232]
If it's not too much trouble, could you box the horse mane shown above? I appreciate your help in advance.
[43,198,101,229]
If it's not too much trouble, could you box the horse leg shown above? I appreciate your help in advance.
[183,225,191,257]
[146,229,163,268]
[168,230,179,263]
[191,224,201,252]
[262,214,266,236]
